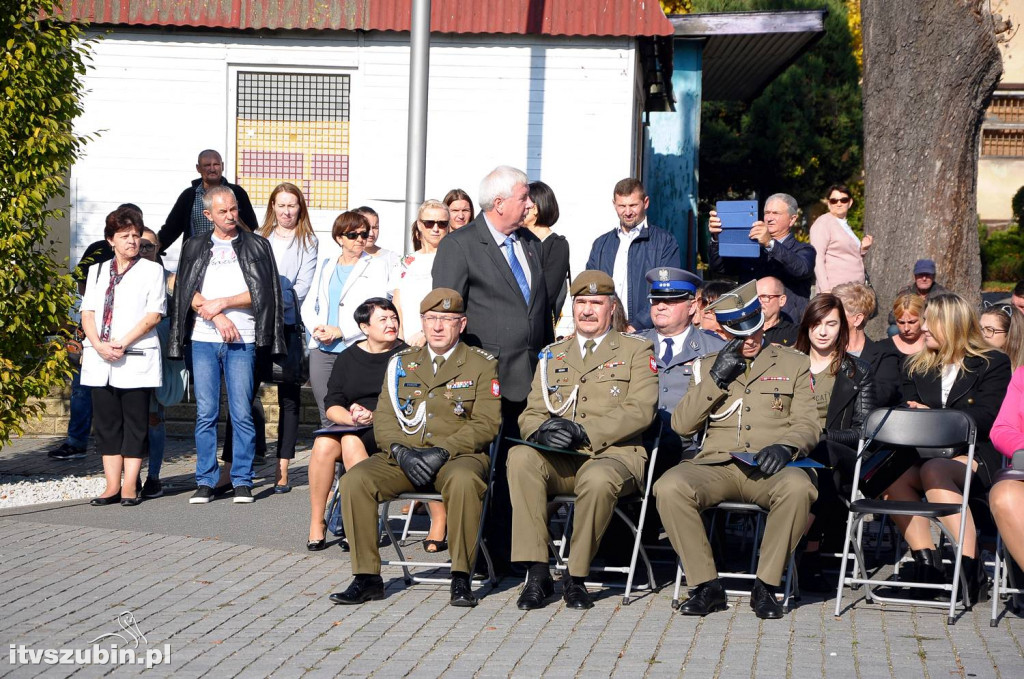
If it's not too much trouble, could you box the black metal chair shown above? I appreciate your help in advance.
[990,451,1024,627]
[834,407,978,624]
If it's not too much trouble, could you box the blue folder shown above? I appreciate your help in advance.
[730,452,827,469]
[716,199,760,258]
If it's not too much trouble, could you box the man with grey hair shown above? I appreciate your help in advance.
[707,193,815,323]
[433,164,552,571]
[158,149,259,254]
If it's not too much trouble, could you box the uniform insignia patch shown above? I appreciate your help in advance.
[588,282,598,293]
[407,362,419,370]
[555,352,566,360]
[403,382,421,387]
[442,298,452,310]
[658,269,669,281]
[603,361,625,369]
[759,376,791,381]
[649,356,658,373]
[453,400,465,416]
[555,367,568,373]
[491,379,501,397]
[449,380,474,389]
[610,386,621,397]
[690,340,699,351]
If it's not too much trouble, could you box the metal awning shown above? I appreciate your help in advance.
[669,10,828,101]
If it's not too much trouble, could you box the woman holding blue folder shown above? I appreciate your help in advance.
[793,293,877,591]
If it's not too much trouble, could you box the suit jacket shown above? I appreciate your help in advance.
[809,213,865,293]
[519,331,658,483]
[432,214,552,402]
[672,343,821,464]
[709,234,815,323]
[373,342,501,457]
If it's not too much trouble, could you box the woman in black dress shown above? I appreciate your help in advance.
[307,298,407,550]
[523,181,570,329]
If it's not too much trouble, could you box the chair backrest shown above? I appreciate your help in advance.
[862,407,976,449]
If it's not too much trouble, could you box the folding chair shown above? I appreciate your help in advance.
[834,407,978,624]
[990,452,1024,627]
[547,426,661,605]
[670,502,801,612]
[378,431,502,591]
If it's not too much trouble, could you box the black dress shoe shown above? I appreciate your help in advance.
[329,575,385,605]
[307,538,327,552]
[750,579,784,619]
[562,577,594,610]
[120,496,142,507]
[450,573,478,608]
[516,574,554,610]
[679,578,728,616]
[90,492,121,506]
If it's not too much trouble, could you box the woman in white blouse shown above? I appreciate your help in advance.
[300,211,392,426]
[809,184,873,293]
[392,200,450,347]
[80,207,167,506]
[257,183,318,490]
[357,205,401,275]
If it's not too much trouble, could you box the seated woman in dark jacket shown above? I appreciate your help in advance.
[793,294,877,591]
[832,282,901,406]
[883,293,1012,601]
[307,298,407,551]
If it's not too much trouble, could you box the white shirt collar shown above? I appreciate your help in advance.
[657,326,691,348]
[483,214,516,247]
[617,218,647,241]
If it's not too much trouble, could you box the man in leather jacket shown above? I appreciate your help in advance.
[169,185,284,504]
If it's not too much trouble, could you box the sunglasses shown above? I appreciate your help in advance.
[342,231,370,240]
[139,243,157,253]
[420,219,449,230]
[828,197,851,205]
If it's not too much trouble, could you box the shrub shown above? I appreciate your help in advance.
[1012,185,1024,226]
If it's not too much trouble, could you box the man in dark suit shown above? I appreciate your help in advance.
[432,165,553,571]
[707,193,815,323]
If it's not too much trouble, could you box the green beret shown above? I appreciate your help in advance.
[569,270,616,297]
[420,288,465,314]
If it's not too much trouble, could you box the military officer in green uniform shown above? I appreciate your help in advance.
[508,270,659,611]
[654,279,820,619]
[329,288,501,608]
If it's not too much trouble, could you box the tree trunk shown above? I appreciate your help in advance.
[862,0,1001,335]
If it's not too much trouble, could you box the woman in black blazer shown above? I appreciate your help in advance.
[524,181,570,328]
[884,293,1012,601]
[794,294,877,591]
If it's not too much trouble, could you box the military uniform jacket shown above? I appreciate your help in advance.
[374,342,501,457]
[671,344,821,464]
[641,326,726,414]
[519,331,659,482]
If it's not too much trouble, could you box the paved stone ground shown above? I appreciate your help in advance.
[1,436,1023,678]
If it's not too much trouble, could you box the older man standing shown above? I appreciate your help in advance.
[433,165,552,570]
[508,271,658,610]
[168,185,284,504]
[158,149,259,254]
[655,280,819,619]
[330,289,500,607]
[708,194,815,323]
[586,179,681,332]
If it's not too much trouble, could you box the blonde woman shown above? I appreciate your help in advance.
[882,293,1012,602]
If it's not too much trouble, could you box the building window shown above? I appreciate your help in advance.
[236,72,351,210]
[981,92,1024,157]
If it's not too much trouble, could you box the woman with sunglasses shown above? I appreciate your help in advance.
[302,211,392,426]
[388,199,451,551]
[809,184,873,293]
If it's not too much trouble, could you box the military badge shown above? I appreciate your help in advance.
[771,389,784,412]
[442,298,452,310]
[609,386,621,397]
[453,399,466,416]
[588,282,598,294]
[407,362,420,370]
[658,269,669,281]
[649,356,658,373]
[491,379,501,397]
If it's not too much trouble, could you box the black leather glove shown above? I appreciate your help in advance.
[390,443,448,487]
[530,417,589,450]
[754,444,794,476]
[414,446,450,481]
[709,337,747,389]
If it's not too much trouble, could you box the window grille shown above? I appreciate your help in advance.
[235,72,351,209]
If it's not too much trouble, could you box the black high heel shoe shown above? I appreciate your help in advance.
[307,537,327,551]
[90,492,121,506]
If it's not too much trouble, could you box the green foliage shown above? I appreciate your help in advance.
[980,226,1024,282]
[694,0,863,214]
[0,2,94,443]
[1012,185,1024,226]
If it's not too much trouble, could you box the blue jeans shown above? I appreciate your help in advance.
[148,402,165,480]
[191,341,256,489]
[66,366,93,449]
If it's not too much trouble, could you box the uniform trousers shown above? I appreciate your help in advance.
[340,451,490,575]
[654,461,817,587]
[508,445,639,577]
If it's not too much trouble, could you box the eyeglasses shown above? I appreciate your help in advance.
[421,314,464,325]
[757,294,783,302]
[342,231,370,240]
[828,196,851,205]
[139,243,157,253]
[420,220,449,230]
[981,326,1008,338]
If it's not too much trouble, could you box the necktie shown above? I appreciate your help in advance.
[583,339,596,368]
[502,235,531,304]
[661,337,674,365]
[433,355,445,374]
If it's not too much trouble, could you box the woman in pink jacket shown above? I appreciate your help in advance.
[809,184,873,293]
[988,324,1024,573]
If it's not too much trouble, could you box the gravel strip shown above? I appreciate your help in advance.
[0,473,106,508]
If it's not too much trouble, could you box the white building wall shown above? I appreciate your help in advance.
[72,29,639,277]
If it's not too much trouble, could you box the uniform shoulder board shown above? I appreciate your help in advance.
[544,336,574,352]
[396,346,419,357]
[469,346,495,361]
[772,344,806,357]
[618,331,649,342]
